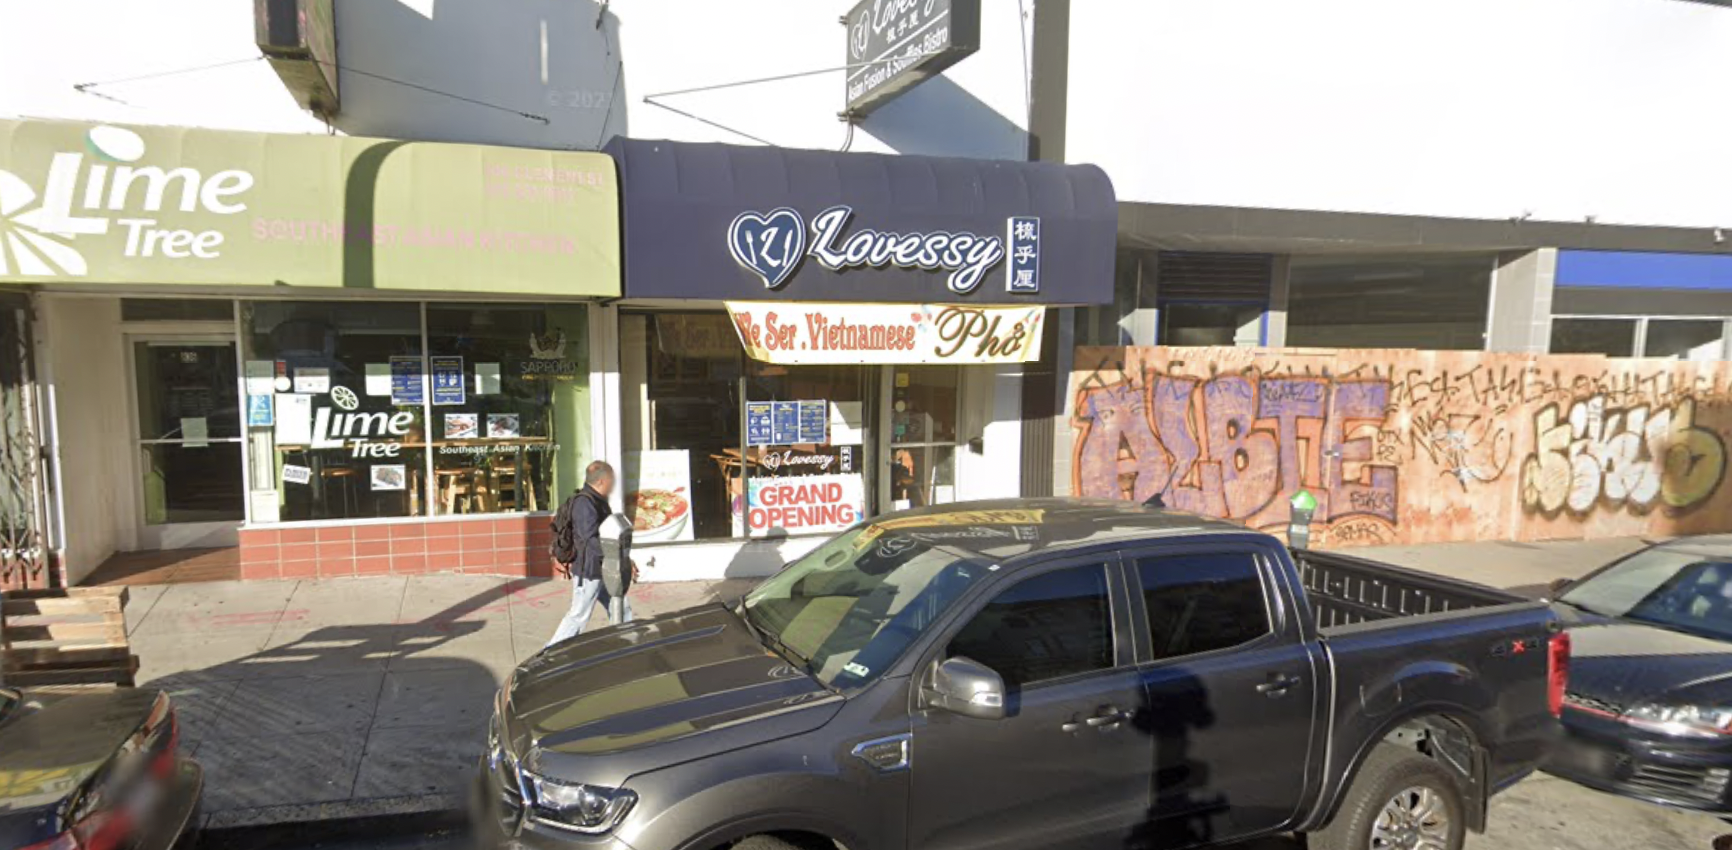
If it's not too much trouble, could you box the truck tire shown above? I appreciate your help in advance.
[732,837,802,850]
[1307,744,1466,850]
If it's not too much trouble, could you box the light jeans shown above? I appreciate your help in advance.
[546,576,633,647]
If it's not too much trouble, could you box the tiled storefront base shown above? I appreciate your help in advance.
[238,516,557,581]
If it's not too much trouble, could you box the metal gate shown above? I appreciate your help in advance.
[0,292,52,589]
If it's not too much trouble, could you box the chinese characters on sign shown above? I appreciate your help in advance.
[1006,216,1040,294]
[844,0,981,116]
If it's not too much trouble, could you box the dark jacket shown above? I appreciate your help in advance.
[567,486,611,582]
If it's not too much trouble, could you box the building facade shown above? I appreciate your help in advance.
[4,0,1732,586]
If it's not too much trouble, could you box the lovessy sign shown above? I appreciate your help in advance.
[727,205,1036,296]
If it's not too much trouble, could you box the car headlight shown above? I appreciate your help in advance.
[522,772,636,834]
[1625,703,1732,738]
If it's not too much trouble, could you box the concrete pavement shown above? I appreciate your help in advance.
[118,532,1723,846]
[124,575,752,829]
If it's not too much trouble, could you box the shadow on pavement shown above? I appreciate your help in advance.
[151,585,512,822]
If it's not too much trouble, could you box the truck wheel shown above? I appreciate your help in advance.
[1308,745,1466,850]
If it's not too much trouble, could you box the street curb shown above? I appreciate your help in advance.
[195,794,465,848]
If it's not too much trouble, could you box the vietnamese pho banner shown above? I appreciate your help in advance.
[726,301,1044,365]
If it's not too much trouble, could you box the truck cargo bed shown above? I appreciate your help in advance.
[1293,549,1522,632]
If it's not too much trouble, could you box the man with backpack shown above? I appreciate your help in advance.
[546,460,638,647]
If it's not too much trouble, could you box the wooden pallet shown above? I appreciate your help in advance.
[1,587,138,687]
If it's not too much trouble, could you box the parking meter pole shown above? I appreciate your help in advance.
[1288,489,1318,550]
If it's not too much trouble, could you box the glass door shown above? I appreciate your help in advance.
[886,366,961,510]
[131,337,245,548]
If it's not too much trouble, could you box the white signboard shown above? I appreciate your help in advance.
[727,302,1044,366]
[747,473,865,538]
[624,450,695,543]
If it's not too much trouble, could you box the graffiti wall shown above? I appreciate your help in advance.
[1068,346,1732,546]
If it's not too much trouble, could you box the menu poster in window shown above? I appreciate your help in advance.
[475,362,502,395]
[746,473,864,537]
[364,363,392,396]
[247,394,274,427]
[771,401,800,444]
[486,413,520,439]
[244,360,276,396]
[624,450,695,543]
[829,402,864,444]
[431,356,466,405]
[275,393,313,445]
[371,464,407,491]
[745,401,774,446]
[444,413,479,439]
[293,367,330,394]
[390,356,424,405]
[797,400,827,444]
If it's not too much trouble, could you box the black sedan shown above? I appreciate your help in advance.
[0,686,202,850]
[1545,534,1732,812]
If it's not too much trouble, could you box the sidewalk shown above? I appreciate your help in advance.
[124,574,753,829]
[122,535,1653,830]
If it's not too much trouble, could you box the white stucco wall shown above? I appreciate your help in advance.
[1067,0,1732,229]
[38,296,130,583]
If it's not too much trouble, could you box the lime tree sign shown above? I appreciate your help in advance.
[0,119,619,295]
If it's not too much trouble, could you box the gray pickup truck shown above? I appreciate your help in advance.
[475,498,1566,850]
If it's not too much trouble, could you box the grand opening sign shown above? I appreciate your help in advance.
[747,473,865,537]
[726,302,1043,365]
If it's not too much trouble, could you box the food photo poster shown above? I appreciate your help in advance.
[623,450,695,543]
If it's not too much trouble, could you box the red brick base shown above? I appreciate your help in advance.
[239,516,558,581]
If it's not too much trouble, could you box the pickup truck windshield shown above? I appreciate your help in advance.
[742,524,991,689]
[1560,548,1732,641]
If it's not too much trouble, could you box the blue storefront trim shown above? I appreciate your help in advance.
[1557,250,1732,291]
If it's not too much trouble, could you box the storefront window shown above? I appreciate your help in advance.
[743,362,873,539]
[427,304,591,515]
[621,311,879,543]
[243,302,425,522]
[1645,319,1727,361]
[1288,254,1494,350]
[240,301,593,525]
[1550,318,1637,356]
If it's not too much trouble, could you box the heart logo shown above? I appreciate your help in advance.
[728,208,807,290]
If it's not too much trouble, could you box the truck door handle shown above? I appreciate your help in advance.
[1062,707,1128,733]
[1257,674,1302,697]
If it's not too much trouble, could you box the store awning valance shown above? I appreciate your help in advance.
[0,119,620,296]
[606,138,1117,305]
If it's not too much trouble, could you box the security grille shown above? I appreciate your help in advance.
[0,294,50,589]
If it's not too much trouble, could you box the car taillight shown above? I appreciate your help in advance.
[1548,630,1572,718]
[149,712,180,780]
[19,834,78,850]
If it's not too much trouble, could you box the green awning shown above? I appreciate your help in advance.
[0,119,619,297]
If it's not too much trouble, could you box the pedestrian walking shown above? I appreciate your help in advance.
[546,460,638,647]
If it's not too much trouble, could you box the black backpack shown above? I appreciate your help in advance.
[550,491,582,565]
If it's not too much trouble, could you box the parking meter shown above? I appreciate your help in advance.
[599,512,634,603]
[1288,489,1318,549]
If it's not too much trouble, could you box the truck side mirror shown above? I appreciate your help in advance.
[924,657,1006,720]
